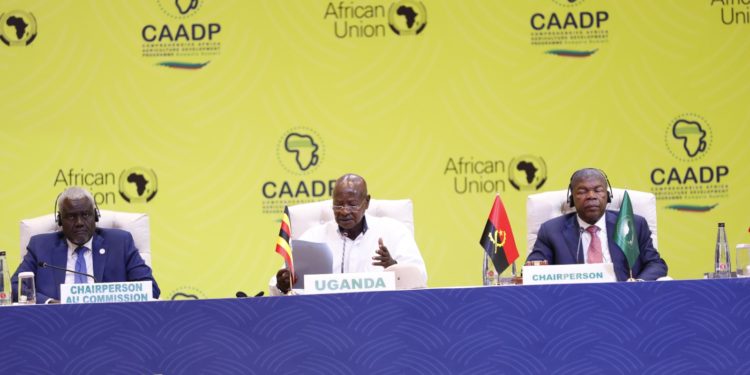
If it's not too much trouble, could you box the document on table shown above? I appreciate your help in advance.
[291,240,333,289]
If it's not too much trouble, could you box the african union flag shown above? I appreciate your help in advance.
[479,195,519,274]
[614,191,640,273]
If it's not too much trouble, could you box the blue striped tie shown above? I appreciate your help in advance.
[74,246,88,284]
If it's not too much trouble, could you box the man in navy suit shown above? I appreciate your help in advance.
[11,187,159,303]
[525,168,668,281]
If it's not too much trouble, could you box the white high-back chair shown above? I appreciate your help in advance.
[287,199,415,239]
[20,210,152,266]
[526,188,658,254]
[280,198,423,291]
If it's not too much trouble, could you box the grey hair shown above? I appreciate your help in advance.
[570,168,607,186]
[57,186,96,211]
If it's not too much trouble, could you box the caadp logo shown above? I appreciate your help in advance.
[508,155,547,191]
[156,0,202,18]
[388,0,427,36]
[0,10,37,46]
[169,286,207,300]
[531,0,608,57]
[143,0,220,69]
[665,113,712,162]
[276,127,325,175]
[552,0,586,6]
[118,167,158,203]
[650,113,727,208]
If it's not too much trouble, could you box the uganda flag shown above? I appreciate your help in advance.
[479,195,519,274]
[275,206,295,279]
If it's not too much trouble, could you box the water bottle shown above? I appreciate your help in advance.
[0,251,12,305]
[714,223,731,278]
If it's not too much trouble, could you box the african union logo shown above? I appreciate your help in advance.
[277,128,325,175]
[118,167,158,203]
[388,0,427,36]
[508,155,547,191]
[0,10,37,46]
[156,0,202,18]
[665,114,712,162]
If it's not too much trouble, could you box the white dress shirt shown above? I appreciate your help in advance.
[576,214,611,264]
[65,238,94,284]
[269,215,427,295]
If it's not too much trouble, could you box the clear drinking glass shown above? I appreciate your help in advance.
[736,244,750,277]
[17,271,36,305]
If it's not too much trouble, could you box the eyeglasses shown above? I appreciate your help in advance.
[332,201,365,212]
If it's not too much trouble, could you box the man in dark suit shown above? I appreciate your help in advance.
[11,187,159,303]
[525,168,668,281]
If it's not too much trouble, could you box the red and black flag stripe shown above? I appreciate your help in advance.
[275,206,294,278]
[479,195,519,274]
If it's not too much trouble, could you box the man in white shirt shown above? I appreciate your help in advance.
[272,174,427,295]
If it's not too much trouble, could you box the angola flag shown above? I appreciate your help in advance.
[479,195,519,274]
[614,191,640,269]
[275,206,294,279]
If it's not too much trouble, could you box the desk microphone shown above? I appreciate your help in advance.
[576,227,584,264]
[38,261,97,282]
[236,291,265,298]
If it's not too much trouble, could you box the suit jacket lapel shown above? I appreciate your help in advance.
[563,214,582,263]
[51,233,68,287]
[92,231,106,282]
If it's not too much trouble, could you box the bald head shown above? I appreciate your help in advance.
[332,174,370,231]
[335,174,368,197]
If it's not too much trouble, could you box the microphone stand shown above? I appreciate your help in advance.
[285,271,296,296]
[38,262,96,282]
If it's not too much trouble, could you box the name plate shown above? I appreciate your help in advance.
[304,272,396,295]
[523,263,616,285]
[60,281,154,304]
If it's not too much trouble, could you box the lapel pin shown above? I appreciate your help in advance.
[99,248,106,255]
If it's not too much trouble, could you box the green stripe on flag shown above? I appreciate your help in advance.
[614,191,640,269]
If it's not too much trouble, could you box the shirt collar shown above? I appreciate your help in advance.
[576,213,606,232]
[66,237,93,256]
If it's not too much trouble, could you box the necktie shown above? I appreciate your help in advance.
[74,246,88,284]
[586,226,603,264]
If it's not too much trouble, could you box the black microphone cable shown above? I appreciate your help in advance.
[37,261,96,282]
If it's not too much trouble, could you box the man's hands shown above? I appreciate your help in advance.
[524,260,549,266]
[279,238,395,292]
[276,268,292,294]
[372,238,397,268]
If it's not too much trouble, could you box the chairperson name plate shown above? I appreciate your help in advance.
[523,263,616,285]
[60,281,155,304]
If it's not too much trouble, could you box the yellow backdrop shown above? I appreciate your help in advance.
[1,0,748,298]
